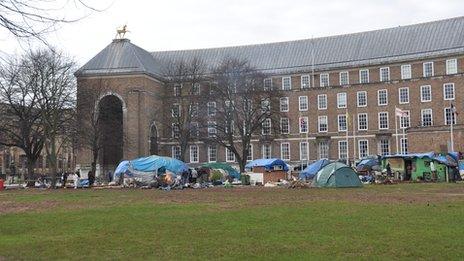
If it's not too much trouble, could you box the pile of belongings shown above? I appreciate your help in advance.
[287,180,312,189]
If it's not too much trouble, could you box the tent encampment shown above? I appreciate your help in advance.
[201,162,240,180]
[313,162,362,188]
[299,159,330,180]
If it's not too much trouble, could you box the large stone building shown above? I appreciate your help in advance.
[76,17,464,172]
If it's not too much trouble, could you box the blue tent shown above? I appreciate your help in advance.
[299,159,330,180]
[114,155,189,178]
[245,158,289,171]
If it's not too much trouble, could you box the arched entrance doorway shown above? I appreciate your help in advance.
[149,124,158,155]
[98,95,124,171]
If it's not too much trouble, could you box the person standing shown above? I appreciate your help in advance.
[73,170,80,189]
[88,170,95,187]
[107,171,113,183]
[61,172,68,188]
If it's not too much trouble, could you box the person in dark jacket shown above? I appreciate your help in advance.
[61,172,68,188]
[88,170,95,187]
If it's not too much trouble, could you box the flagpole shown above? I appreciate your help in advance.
[395,107,399,154]
[451,102,455,152]
[353,115,356,161]
[346,109,349,166]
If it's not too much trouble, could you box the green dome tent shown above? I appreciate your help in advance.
[313,162,362,188]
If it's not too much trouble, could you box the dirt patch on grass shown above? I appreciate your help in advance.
[1,184,464,214]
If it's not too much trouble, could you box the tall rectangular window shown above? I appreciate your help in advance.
[446,59,457,75]
[192,83,201,95]
[262,118,271,135]
[420,85,432,102]
[378,112,389,130]
[226,148,236,162]
[281,143,290,161]
[282,76,291,90]
[380,67,390,82]
[401,64,412,80]
[207,101,216,116]
[359,69,369,83]
[320,73,330,87]
[444,107,457,125]
[400,111,410,128]
[318,94,327,110]
[173,83,182,96]
[358,113,368,130]
[301,75,310,89]
[280,97,289,112]
[338,114,347,132]
[172,104,181,118]
[338,140,348,160]
[423,62,434,77]
[172,146,181,160]
[299,96,308,111]
[189,145,199,163]
[357,91,367,107]
[247,144,253,161]
[399,87,409,104]
[300,142,309,160]
[358,140,369,158]
[318,116,328,132]
[262,144,272,159]
[318,141,329,159]
[208,146,217,162]
[378,89,388,106]
[339,71,349,85]
[299,117,308,133]
[379,139,390,156]
[172,123,180,138]
[421,108,433,126]
[264,78,273,90]
[443,83,455,100]
[400,138,408,154]
[207,121,216,137]
[337,92,347,108]
[280,118,290,134]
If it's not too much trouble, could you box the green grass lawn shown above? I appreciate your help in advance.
[1,184,464,260]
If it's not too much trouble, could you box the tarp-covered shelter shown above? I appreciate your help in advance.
[381,152,458,181]
[299,159,330,180]
[201,162,240,180]
[245,158,289,171]
[114,155,188,181]
[313,162,362,188]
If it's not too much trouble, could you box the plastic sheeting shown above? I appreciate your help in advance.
[245,158,289,171]
[201,162,241,180]
[299,159,330,180]
[114,155,189,179]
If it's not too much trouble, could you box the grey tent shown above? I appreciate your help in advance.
[313,162,362,188]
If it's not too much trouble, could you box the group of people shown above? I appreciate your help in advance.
[61,170,96,189]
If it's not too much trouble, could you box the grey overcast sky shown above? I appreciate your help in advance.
[1,0,464,65]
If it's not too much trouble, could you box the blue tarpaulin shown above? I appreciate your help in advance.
[114,155,189,178]
[299,159,330,180]
[245,158,289,171]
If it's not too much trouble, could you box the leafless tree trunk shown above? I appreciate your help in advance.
[0,52,45,186]
[36,49,76,188]
[201,58,282,172]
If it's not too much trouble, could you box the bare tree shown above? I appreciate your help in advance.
[36,49,76,187]
[0,0,104,42]
[0,53,45,186]
[201,58,282,172]
[161,57,207,161]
